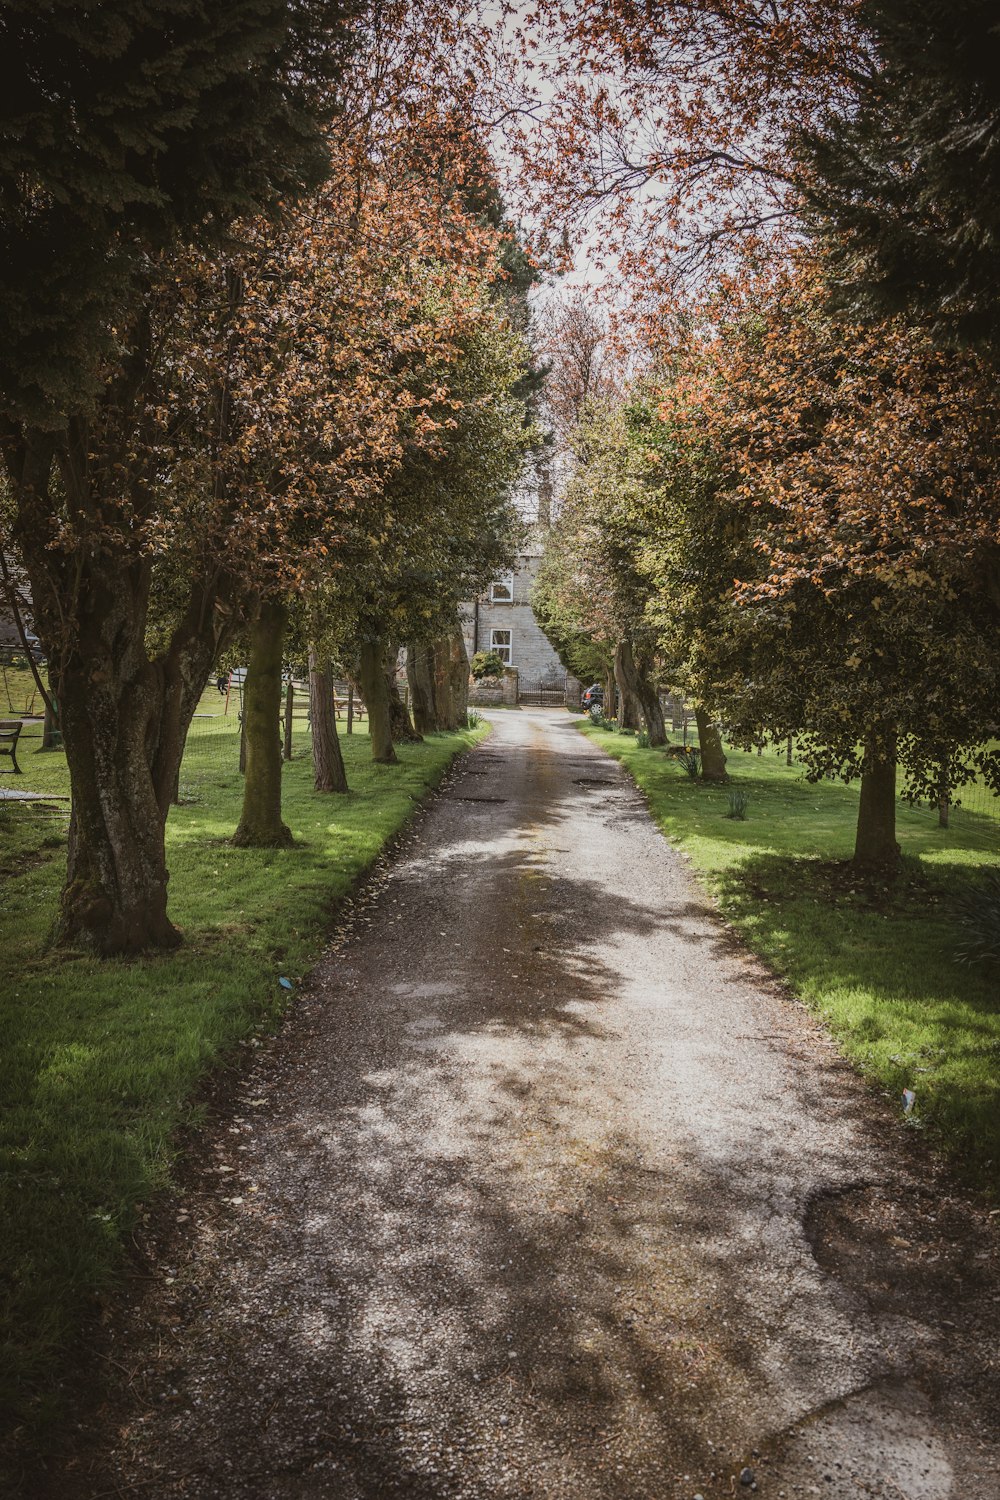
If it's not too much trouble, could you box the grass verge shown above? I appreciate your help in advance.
[582,723,1000,1196]
[0,708,484,1465]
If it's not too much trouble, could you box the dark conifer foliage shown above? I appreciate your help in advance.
[801,0,1000,354]
[0,0,359,422]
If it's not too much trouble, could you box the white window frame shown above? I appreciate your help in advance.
[490,628,513,666]
[489,573,514,603]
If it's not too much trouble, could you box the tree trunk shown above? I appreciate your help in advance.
[40,579,230,953]
[54,667,181,953]
[41,688,62,750]
[602,666,616,719]
[406,625,469,733]
[233,599,292,846]
[3,340,250,952]
[309,649,348,793]
[937,757,950,828]
[694,706,728,782]
[283,679,294,761]
[853,733,900,869]
[434,625,470,731]
[613,641,641,730]
[356,635,397,764]
[385,645,422,742]
[632,649,666,746]
[407,642,437,735]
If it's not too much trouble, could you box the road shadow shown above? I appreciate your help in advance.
[42,716,1000,1500]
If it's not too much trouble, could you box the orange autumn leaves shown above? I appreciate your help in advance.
[497,0,865,285]
[138,34,509,601]
[671,259,1000,610]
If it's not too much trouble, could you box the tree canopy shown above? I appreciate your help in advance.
[801,0,1000,355]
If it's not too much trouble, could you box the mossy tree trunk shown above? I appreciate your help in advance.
[694,706,728,782]
[55,662,182,952]
[24,459,238,953]
[356,635,397,764]
[233,598,292,847]
[385,644,422,742]
[853,732,900,870]
[434,625,470,731]
[632,647,667,746]
[308,648,347,793]
[44,583,230,952]
[407,641,436,735]
[406,623,469,732]
[613,641,642,730]
[41,689,61,750]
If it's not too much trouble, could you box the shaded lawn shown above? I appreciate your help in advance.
[0,708,484,1462]
[583,724,1000,1196]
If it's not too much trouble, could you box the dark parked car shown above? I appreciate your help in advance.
[582,682,603,709]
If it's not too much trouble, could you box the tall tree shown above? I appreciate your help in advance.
[802,0,1000,355]
[533,402,666,744]
[308,650,349,793]
[0,0,360,952]
[326,297,533,746]
[666,259,1000,866]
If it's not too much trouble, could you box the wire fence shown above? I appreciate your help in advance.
[176,678,368,800]
[0,680,370,830]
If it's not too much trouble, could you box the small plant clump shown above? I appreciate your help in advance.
[470,650,506,680]
[464,708,482,728]
[668,745,701,778]
[636,729,651,748]
[953,868,1000,968]
[726,787,751,820]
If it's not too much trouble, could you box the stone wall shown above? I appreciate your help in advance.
[468,669,519,707]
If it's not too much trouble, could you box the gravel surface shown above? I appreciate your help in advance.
[49,710,999,1499]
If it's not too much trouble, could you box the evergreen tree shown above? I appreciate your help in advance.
[801,0,1000,354]
[0,0,359,423]
[0,0,360,953]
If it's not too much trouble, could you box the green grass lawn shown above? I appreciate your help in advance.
[0,702,484,1465]
[0,660,44,719]
[582,723,1000,1197]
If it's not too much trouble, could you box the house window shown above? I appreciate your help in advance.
[490,573,514,603]
[490,629,512,666]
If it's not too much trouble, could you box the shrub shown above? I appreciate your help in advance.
[636,730,650,748]
[953,868,1000,968]
[726,787,751,820]
[470,650,506,680]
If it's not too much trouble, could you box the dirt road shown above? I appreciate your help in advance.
[57,710,999,1499]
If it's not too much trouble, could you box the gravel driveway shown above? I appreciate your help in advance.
[53,709,999,1500]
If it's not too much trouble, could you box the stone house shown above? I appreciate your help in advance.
[460,533,580,704]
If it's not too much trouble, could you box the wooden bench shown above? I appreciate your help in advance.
[0,719,24,774]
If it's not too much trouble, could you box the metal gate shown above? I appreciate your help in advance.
[519,678,568,707]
